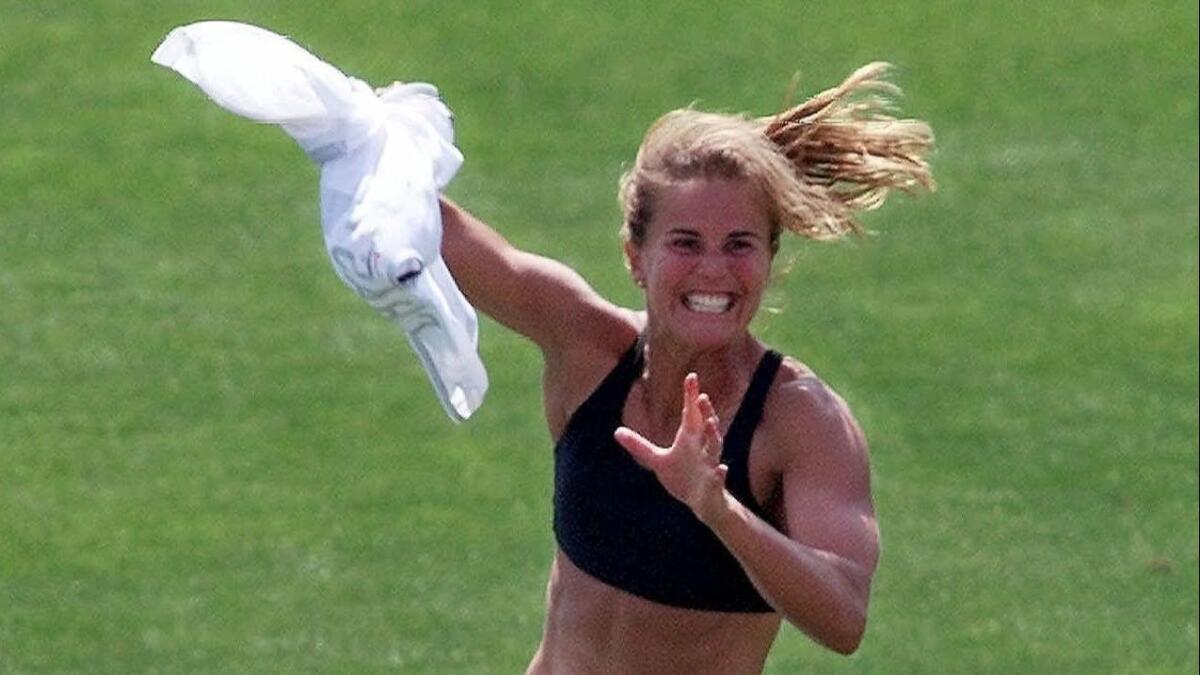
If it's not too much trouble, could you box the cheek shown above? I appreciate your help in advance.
[733,256,772,287]
[644,251,688,283]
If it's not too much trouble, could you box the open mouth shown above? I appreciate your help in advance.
[683,292,733,314]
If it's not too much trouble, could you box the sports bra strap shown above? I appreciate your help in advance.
[721,350,783,511]
[566,334,644,430]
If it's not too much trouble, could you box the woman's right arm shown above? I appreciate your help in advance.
[439,198,636,357]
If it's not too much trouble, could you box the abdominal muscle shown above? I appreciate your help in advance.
[526,551,781,675]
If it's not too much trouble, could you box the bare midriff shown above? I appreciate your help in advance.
[525,551,781,675]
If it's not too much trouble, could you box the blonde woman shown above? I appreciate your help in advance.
[440,63,934,674]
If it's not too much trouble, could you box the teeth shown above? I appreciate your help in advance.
[685,293,732,314]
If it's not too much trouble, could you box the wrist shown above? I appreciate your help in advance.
[695,489,737,529]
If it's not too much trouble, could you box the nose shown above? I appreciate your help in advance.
[695,250,727,278]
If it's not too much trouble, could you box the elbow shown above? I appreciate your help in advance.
[774,556,876,655]
[827,620,866,655]
[824,564,873,654]
[800,603,867,656]
[817,615,866,655]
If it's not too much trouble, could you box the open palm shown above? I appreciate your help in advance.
[614,373,729,523]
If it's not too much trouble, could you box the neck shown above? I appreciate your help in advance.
[637,324,763,429]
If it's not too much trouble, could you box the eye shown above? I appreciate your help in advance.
[669,236,702,253]
[725,238,757,255]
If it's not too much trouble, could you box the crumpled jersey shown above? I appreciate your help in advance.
[152,20,487,421]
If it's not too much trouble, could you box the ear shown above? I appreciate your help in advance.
[624,239,644,286]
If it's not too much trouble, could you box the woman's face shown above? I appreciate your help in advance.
[626,176,774,350]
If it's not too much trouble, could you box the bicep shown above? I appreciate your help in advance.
[500,249,633,353]
[779,395,879,583]
[440,198,631,353]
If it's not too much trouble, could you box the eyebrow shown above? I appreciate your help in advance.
[665,227,763,239]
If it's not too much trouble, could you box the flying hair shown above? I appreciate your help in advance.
[619,62,935,247]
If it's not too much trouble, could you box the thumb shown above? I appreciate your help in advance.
[714,463,729,484]
[614,426,663,467]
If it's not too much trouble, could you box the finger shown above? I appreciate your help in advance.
[697,393,717,421]
[703,417,723,462]
[681,374,702,428]
[686,392,710,433]
[714,463,729,485]
[614,426,663,467]
[697,395,722,445]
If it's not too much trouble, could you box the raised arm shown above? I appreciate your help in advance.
[439,198,633,356]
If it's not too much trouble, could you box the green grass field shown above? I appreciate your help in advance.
[1,1,1196,672]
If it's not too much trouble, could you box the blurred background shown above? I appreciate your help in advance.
[1,1,1196,672]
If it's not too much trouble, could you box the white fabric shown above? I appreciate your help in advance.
[152,21,487,421]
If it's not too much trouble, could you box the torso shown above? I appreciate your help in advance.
[527,552,781,675]
[531,318,816,674]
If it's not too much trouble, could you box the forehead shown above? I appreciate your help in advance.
[649,177,770,237]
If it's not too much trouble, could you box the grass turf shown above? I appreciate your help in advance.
[1,1,1196,672]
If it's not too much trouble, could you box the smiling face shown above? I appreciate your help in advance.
[625,176,775,350]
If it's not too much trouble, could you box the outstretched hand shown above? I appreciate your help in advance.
[615,373,729,524]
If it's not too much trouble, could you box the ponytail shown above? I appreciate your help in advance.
[620,62,934,246]
[760,62,935,239]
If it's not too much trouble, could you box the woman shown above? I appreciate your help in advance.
[440,62,933,673]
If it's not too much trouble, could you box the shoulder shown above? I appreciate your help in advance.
[542,308,644,438]
[759,356,880,584]
[760,356,869,477]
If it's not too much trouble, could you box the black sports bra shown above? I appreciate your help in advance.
[552,336,783,612]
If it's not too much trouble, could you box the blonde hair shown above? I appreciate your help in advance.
[618,62,935,248]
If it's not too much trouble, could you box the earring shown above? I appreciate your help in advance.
[634,277,645,288]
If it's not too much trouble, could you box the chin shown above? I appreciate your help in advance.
[671,314,751,350]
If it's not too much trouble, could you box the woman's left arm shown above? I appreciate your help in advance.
[615,375,879,655]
